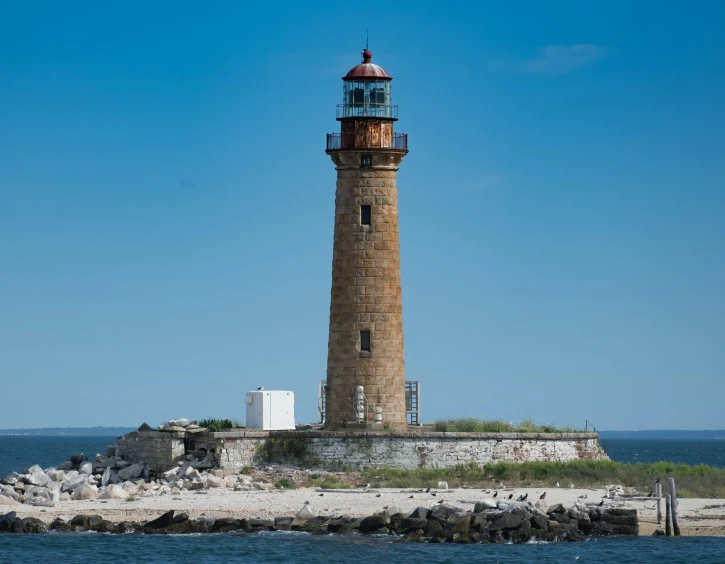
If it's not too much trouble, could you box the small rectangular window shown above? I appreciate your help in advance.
[361,155,372,167]
[361,205,371,225]
[360,330,371,352]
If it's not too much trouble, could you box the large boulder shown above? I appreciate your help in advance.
[72,484,99,501]
[46,469,65,482]
[61,471,86,493]
[429,504,460,522]
[22,517,49,533]
[144,510,175,529]
[0,496,21,506]
[118,462,144,481]
[359,515,388,534]
[0,484,21,501]
[206,475,224,488]
[101,467,111,487]
[79,462,93,476]
[489,506,531,531]
[474,499,498,512]
[24,465,51,487]
[168,418,191,427]
[100,485,129,500]
[1,472,21,486]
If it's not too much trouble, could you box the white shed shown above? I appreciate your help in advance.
[245,390,295,430]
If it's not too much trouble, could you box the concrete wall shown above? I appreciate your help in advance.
[116,430,607,473]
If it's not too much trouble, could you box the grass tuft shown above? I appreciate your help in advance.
[433,418,580,433]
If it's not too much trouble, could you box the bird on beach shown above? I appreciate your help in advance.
[540,492,546,500]
[556,482,560,488]
[598,500,604,507]
[493,491,498,498]
[508,494,514,500]
[647,491,653,498]
[521,493,528,502]
[408,495,415,499]
[304,501,310,505]
[375,493,382,498]
[656,478,660,485]
[318,493,325,497]
[425,487,431,493]
[431,492,437,497]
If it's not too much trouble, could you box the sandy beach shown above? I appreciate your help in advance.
[8,486,725,536]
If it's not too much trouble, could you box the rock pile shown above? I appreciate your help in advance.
[0,500,638,542]
[0,450,278,508]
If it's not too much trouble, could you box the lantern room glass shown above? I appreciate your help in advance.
[342,80,392,117]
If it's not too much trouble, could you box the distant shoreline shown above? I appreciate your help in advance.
[0,428,134,437]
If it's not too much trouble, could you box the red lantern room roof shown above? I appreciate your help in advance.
[343,50,391,80]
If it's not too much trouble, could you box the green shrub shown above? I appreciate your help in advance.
[198,418,244,432]
[275,478,296,489]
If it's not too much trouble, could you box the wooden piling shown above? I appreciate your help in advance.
[668,477,681,536]
[665,494,672,536]
[656,481,662,524]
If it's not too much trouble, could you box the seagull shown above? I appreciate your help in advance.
[556,482,560,488]
[508,494,514,500]
[521,493,528,502]
[540,492,546,500]
[431,492,437,497]
[656,478,660,485]
[425,487,431,493]
[493,491,498,498]
[257,386,264,391]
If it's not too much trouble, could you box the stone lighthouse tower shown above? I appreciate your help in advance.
[324,49,408,431]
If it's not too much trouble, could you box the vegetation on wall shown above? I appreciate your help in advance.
[197,418,244,432]
[433,418,581,433]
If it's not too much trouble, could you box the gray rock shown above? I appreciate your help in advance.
[430,504,460,522]
[72,484,99,501]
[401,517,428,530]
[407,506,430,519]
[101,467,111,487]
[1,472,21,486]
[99,485,128,500]
[24,466,51,487]
[473,498,498,512]
[547,503,566,514]
[115,460,131,469]
[118,462,145,481]
[79,462,93,476]
[0,484,21,502]
[46,469,65,482]
[489,506,530,531]
[61,471,86,493]
[58,461,74,471]
[359,515,388,533]
[168,418,191,427]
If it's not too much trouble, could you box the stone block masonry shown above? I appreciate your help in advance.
[115,430,607,473]
[326,153,408,431]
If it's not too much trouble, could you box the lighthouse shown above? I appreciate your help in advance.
[324,49,408,431]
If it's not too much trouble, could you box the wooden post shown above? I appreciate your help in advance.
[665,494,672,536]
[668,477,681,536]
[656,482,662,524]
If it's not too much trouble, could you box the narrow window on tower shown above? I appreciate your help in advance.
[361,155,372,167]
[360,330,371,352]
[361,205,371,225]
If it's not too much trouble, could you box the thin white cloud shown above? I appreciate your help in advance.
[491,45,607,76]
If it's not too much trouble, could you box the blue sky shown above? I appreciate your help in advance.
[1,1,723,430]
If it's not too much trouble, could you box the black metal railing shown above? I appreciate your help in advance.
[336,104,398,119]
[326,132,408,151]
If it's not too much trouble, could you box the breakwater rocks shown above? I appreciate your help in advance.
[0,501,638,543]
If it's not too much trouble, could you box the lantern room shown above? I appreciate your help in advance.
[337,49,396,120]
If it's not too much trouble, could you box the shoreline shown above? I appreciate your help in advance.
[6,486,725,537]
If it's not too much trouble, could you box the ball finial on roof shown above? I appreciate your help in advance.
[362,49,372,62]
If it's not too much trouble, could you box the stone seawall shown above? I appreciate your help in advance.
[115,430,606,473]
[114,432,186,472]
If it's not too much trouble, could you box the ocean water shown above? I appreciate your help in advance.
[603,439,725,467]
[0,436,116,478]
[1,531,725,564]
